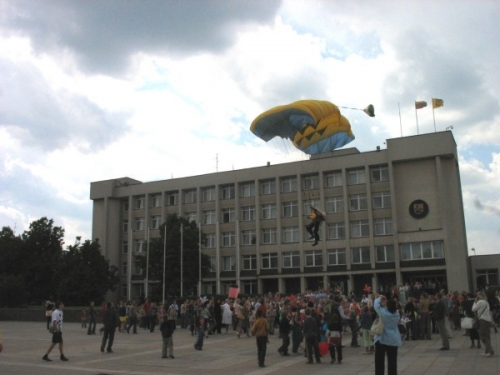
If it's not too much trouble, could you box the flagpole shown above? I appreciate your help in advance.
[432,99,437,132]
[146,227,150,298]
[198,225,201,297]
[415,106,419,135]
[398,102,402,137]
[180,223,183,298]
[163,224,166,304]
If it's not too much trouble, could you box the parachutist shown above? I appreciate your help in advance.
[306,207,325,246]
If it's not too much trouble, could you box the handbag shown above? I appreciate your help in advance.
[461,316,474,330]
[370,315,384,336]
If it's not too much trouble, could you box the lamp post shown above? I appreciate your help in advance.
[471,247,476,256]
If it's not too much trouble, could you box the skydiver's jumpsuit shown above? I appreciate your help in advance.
[306,209,324,245]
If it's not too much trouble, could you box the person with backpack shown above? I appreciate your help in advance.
[326,309,343,364]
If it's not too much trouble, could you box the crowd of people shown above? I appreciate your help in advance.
[41,284,500,370]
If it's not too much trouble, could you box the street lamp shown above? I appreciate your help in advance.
[471,247,476,256]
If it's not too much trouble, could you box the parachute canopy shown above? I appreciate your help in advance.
[250,100,355,155]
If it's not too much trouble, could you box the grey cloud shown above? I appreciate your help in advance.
[474,198,500,216]
[0,58,129,152]
[2,0,282,75]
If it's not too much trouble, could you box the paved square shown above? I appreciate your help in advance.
[0,322,499,375]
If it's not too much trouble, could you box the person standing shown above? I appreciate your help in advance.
[87,301,96,335]
[251,309,270,368]
[45,298,54,330]
[43,301,69,362]
[278,310,291,356]
[221,299,233,333]
[473,291,494,357]
[214,298,222,334]
[126,302,138,334]
[373,296,402,375]
[101,302,120,353]
[194,308,206,350]
[434,292,450,350]
[419,293,431,340]
[303,308,321,364]
[160,318,175,359]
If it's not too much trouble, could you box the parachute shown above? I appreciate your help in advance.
[250,100,355,155]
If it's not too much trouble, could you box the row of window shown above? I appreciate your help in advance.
[123,241,444,276]
[124,166,390,210]
[123,192,391,230]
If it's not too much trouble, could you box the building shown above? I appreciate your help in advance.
[90,131,470,301]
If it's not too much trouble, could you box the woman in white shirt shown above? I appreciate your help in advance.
[472,291,494,357]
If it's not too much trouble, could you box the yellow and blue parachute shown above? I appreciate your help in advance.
[250,100,356,155]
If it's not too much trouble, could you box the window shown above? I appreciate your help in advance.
[222,256,235,271]
[167,192,179,206]
[350,220,369,238]
[123,201,129,212]
[221,184,235,199]
[222,208,236,223]
[135,196,145,209]
[122,241,128,254]
[151,194,161,208]
[476,269,499,289]
[281,251,300,268]
[304,199,321,214]
[132,284,144,298]
[261,253,278,269]
[240,182,255,197]
[401,241,444,260]
[183,189,197,204]
[204,233,216,248]
[121,283,127,298]
[371,165,389,182]
[204,281,216,295]
[374,218,393,236]
[373,191,391,209]
[243,280,258,294]
[151,215,161,229]
[261,204,277,219]
[283,226,299,243]
[326,196,344,213]
[260,179,276,195]
[209,257,217,272]
[242,255,257,270]
[135,217,145,231]
[242,206,256,221]
[305,250,323,267]
[202,187,216,202]
[349,194,367,211]
[376,245,395,262]
[327,249,346,265]
[222,232,235,247]
[347,168,366,185]
[203,210,216,225]
[241,230,256,245]
[303,174,319,190]
[134,239,145,253]
[327,222,345,240]
[352,247,370,264]
[123,220,128,232]
[185,212,197,223]
[281,177,297,192]
[221,281,236,295]
[134,261,143,275]
[261,228,277,244]
[325,171,342,187]
[282,201,298,217]
[121,262,127,275]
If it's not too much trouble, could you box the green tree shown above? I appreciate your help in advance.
[0,226,24,276]
[56,238,120,306]
[136,214,210,301]
[20,217,65,304]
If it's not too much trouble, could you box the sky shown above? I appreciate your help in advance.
[0,0,499,255]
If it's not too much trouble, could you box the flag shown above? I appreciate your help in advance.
[415,101,427,109]
[432,98,444,109]
[228,287,239,298]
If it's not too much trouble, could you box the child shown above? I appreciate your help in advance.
[160,319,175,358]
[359,305,374,354]
[194,309,205,350]
[81,308,88,328]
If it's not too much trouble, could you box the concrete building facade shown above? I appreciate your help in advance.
[90,131,470,301]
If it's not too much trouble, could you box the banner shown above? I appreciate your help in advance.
[228,287,239,298]
[415,101,427,109]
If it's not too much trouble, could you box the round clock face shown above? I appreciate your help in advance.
[409,199,429,219]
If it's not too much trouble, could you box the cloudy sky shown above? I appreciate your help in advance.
[1,0,499,255]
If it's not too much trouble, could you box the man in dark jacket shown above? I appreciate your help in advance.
[101,302,120,353]
[303,308,321,364]
[278,310,291,356]
[434,292,450,350]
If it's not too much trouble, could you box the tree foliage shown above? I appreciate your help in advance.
[0,217,119,307]
[136,213,210,301]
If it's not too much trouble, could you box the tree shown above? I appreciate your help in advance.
[20,217,65,304]
[136,214,210,301]
[56,238,120,306]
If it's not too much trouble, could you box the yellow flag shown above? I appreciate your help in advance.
[432,98,444,109]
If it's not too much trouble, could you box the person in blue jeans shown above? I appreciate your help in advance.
[194,309,205,350]
[373,296,402,375]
